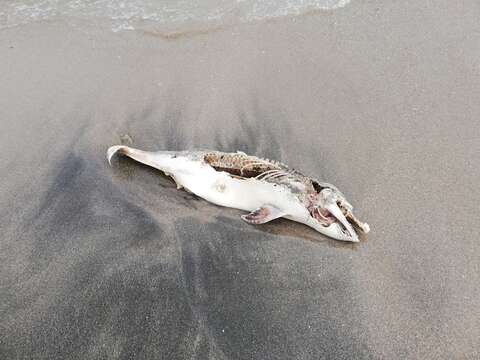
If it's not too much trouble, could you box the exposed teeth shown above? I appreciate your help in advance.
[325,202,358,241]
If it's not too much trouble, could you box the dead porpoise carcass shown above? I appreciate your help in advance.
[107,146,370,242]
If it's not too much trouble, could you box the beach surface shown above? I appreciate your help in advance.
[1,0,479,358]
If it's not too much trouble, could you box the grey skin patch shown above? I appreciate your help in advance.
[203,151,318,196]
[204,151,284,178]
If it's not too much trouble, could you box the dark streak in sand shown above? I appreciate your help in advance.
[175,216,371,359]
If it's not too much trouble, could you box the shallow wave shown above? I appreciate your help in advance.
[1,0,351,32]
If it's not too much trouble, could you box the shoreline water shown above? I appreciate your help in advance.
[1,0,351,33]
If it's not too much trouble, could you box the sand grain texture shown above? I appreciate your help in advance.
[1,1,479,359]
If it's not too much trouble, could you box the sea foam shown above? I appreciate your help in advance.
[1,0,351,32]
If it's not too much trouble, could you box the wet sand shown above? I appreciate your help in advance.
[1,1,479,358]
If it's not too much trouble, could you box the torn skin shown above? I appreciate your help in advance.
[308,205,337,226]
[108,146,370,242]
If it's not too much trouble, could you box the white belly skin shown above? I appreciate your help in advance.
[167,156,309,223]
[108,147,359,241]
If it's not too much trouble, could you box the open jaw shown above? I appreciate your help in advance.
[309,202,369,242]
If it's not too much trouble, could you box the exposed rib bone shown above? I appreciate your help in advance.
[255,169,280,180]
[260,170,287,181]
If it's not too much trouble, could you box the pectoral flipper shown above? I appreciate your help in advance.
[241,205,286,225]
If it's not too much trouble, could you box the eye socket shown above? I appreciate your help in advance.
[312,181,326,193]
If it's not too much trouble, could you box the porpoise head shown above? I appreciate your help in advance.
[307,182,370,242]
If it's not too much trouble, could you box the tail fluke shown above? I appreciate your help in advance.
[107,145,128,165]
[107,145,175,174]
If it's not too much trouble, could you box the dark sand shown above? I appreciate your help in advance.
[1,1,479,359]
